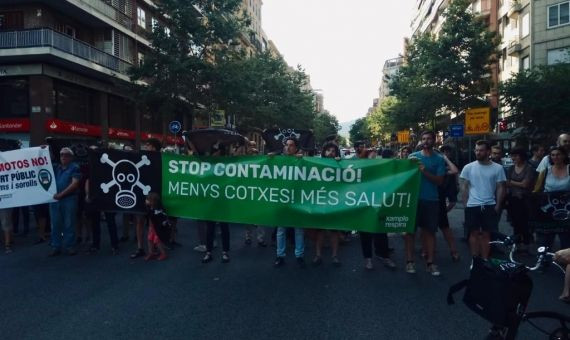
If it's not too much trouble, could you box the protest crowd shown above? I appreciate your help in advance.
[1,131,570,305]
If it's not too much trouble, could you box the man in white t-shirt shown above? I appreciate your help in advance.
[460,140,506,259]
[536,133,570,173]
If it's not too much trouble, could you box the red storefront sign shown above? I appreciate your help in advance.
[108,127,136,140]
[0,118,30,132]
[46,119,101,137]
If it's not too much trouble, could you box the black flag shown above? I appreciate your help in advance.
[89,149,162,213]
[262,128,315,154]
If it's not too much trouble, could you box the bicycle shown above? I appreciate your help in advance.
[448,234,569,340]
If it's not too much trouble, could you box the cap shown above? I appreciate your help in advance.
[60,147,74,156]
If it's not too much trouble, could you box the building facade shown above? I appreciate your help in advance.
[378,56,404,102]
[0,0,185,148]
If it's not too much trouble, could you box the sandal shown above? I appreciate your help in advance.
[332,256,341,267]
[451,252,461,262]
[312,256,323,266]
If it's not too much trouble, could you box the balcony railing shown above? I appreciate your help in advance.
[0,28,132,75]
[74,0,132,29]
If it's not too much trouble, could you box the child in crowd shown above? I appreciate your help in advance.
[144,192,171,261]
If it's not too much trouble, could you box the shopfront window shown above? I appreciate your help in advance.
[0,78,29,118]
[54,80,99,124]
[109,95,135,130]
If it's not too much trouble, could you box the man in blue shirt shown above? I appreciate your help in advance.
[407,131,446,276]
[48,147,81,256]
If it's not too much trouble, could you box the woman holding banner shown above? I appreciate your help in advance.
[312,142,342,267]
[533,146,570,250]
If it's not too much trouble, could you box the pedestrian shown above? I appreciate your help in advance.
[490,145,503,165]
[244,140,267,247]
[144,192,170,261]
[12,206,29,237]
[460,140,506,259]
[406,131,446,276]
[437,145,461,262]
[553,248,570,303]
[312,142,342,267]
[48,147,81,257]
[202,143,231,264]
[398,146,412,159]
[536,133,570,173]
[528,144,545,170]
[130,138,162,259]
[506,147,534,252]
[273,137,306,268]
[533,146,570,250]
[1,208,13,253]
[32,204,50,244]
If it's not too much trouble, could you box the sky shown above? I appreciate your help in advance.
[262,0,415,123]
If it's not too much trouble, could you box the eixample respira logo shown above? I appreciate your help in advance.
[99,153,151,209]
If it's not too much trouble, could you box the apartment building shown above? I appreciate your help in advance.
[379,57,404,102]
[238,0,266,57]
[0,0,189,148]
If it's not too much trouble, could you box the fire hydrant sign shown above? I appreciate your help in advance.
[0,147,57,209]
[465,107,491,135]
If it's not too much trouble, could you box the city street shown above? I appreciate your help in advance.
[0,208,566,340]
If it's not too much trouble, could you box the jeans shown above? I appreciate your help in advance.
[49,197,77,250]
[12,206,30,235]
[276,227,304,258]
[91,212,118,249]
[206,221,229,252]
[360,232,389,259]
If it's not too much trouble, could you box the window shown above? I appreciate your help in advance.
[54,81,99,125]
[137,7,146,28]
[138,52,144,66]
[547,48,570,64]
[522,13,530,37]
[151,17,158,32]
[0,11,23,30]
[522,56,530,70]
[0,78,28,118]
[109,95,135,130]
[548,2,570,28]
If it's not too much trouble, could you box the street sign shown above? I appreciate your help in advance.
[449,124,464,137]
[465,107,490,135]
[444,131,450,139]
[169,120,181,134]
[397,130,410,144]
[210,110,226,127]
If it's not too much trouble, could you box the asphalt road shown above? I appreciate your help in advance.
[0,208,567,340]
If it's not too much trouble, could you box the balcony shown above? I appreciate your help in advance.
[73,0,132,29]
[507,37,522,56]
[475,0,491,19]
[0,28,132,76]
[508,1,523,18]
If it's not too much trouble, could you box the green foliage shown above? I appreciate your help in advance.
[389,0,498,131]
[312,110,340,146]
[500,64,570,133]
[211,52,316,130]
[349,118,370,145]
[129,0,246,122]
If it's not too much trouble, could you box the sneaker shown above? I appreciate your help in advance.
[193,245,207,253]
[111,247,119,256]
[34,238,46,245]
[257,241,268,248]
[296,257,306,268]
[406,262,416,274]
[312,256,323,267]
[365,258,374,270]
[427,263,441,276]
[380,257,397,269]
[202,253,213,263]
[130,248,146,259]
[221,253,230,263]
[274,257,285,267]
[332,256,341,267]
[245,238,252,246]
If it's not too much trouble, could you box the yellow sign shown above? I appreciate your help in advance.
[210,110,226,127]
[465,107,490,135]
[397,130,410,144]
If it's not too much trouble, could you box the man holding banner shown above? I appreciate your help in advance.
[274,137,306,268]
[49,147,81,256]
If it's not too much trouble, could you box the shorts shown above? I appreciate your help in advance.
[0,208,13,231]
[416,200,440,233]
[438,198,450,230]
[465,205,499,233]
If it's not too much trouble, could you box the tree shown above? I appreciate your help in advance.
[312,110,340,146]
[367,96,400,141]
[500,64,570,134]
[211,52,316,130]
[349,118,370,145]
[129,0,247,127]
[389,0,498,130]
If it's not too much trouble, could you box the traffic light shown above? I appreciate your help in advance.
[498,120,507,132]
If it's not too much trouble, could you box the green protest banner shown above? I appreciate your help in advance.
[162,155,421,233]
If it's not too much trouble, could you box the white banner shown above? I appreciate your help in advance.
[0,147,57,209]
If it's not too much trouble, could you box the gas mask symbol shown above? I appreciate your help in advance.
[100,153,151,209]
[274,129,301,145]
[541,193,570,221]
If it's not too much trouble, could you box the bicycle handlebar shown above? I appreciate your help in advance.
[489,236,561,272]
